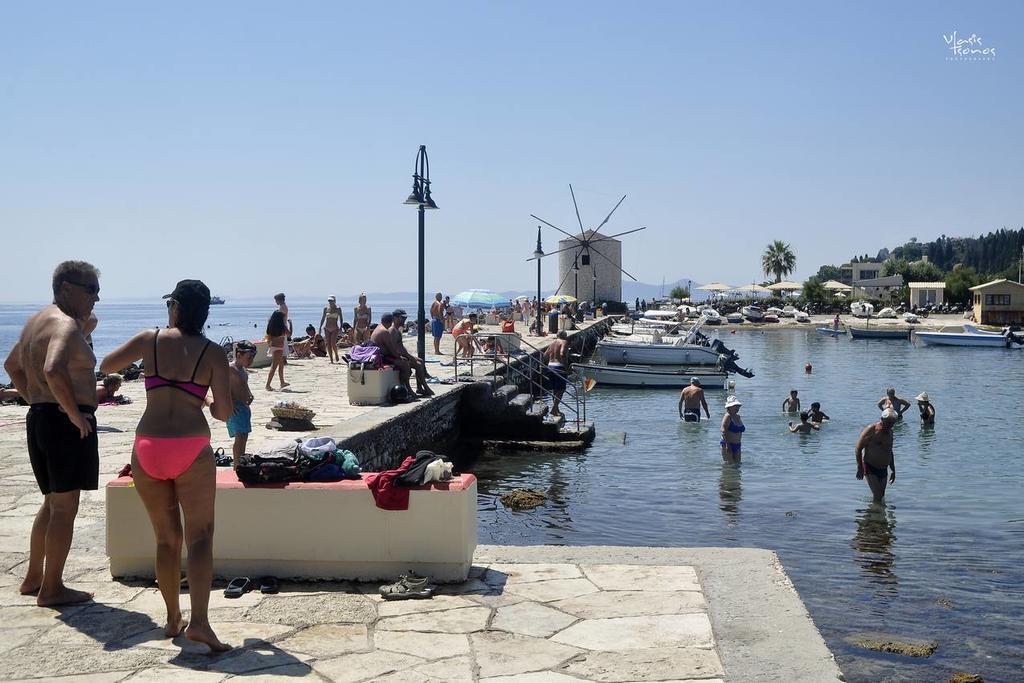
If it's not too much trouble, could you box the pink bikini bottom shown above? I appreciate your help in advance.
[134,435,211,480]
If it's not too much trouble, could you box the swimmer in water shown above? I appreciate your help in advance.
[720,396,744,463]
[788,411,820,434]
[915,392,935,424]
[782,389,800,413]
[807,402,830,424]
[876,387,911,419]
[855,409,898,502]
[678,377,711,423]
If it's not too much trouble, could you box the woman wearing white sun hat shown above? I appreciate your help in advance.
[915,392,935,425]
[720,395,745,463]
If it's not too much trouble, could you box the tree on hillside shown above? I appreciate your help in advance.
[815,264,842,281]
[945,266,982,304]
[669,285,690,301]
[762,240,796,283]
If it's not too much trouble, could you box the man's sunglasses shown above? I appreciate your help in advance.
[64,280,100,295]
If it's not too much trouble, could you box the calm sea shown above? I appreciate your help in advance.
[464,330,1024,682]
[0,298,415,384]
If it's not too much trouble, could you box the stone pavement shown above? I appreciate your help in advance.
[0,560,724,682]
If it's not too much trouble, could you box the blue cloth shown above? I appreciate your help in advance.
[227,403,252,437]
[431,318,444,339]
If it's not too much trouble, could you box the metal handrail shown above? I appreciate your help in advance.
[452,332,585,430]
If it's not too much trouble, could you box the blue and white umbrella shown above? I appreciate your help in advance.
[450,289,508,309]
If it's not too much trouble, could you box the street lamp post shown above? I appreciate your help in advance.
[533,227,544,336]
[573,252,580,300]
[402,145,438,362]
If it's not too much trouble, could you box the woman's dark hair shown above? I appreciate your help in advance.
[175,297,210,336]
[305,324,316,334]
[267,310,288,337]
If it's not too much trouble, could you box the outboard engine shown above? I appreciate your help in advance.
[717,354,755,378]
[710,338,740,362]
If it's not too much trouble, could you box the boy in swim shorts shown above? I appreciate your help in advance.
[227,342,256,468]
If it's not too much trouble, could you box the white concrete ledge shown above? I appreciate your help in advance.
[106,470,477,582]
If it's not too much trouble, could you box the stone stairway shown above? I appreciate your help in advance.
[459,378,593,447]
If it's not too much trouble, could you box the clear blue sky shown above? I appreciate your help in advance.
[1,1,1021,302]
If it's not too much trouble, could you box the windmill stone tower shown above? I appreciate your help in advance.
[556,230,623,303]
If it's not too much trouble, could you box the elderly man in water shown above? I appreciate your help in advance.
[855,409,898,502]
[876,386,911,419]
[678,377,710,422]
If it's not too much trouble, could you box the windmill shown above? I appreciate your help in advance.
[527,184,647,304]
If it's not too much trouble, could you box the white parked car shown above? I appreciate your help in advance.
[781,305,798,318]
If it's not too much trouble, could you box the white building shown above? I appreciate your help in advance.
[556,230,622,304]
[908,282,945,307]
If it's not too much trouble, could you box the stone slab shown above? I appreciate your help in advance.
[471,632,581,678]
[491,601,578,638]
[558,646,725,682]
[581,564,701,592]
[551,613,714,651]
[551,590,707,619]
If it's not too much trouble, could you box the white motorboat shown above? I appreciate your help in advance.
[914,324,1013,348]
[578,363,728,389]
[850,301,874,318]
[741,305,764,321]
[782,305,798,318]
[701,309,722,325]
[596,338,722,365]
[876,307,897,319]
[726,312,744,324]
[902,312,920,324]
[794,311,810,323]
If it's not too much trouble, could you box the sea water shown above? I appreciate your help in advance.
[0,298,414,384]
[464,329,1024,682]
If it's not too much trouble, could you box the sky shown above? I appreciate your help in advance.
[1,1,1022,302]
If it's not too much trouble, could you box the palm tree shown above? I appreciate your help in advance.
[762,240,796,283]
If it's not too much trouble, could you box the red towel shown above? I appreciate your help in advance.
[364,455,416,510]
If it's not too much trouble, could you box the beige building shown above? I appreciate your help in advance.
[908,282,945,307]
[840,261,883,285]
[970,279,1024,325]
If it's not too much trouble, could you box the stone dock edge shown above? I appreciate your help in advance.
[476,544,846,683]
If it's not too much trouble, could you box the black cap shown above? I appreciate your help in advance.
[392,308,407,318]
[163,280,211,307]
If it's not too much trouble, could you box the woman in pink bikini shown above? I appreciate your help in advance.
[101,279,232,652]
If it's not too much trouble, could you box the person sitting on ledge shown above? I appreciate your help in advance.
[389,310,434,397]
[370,313,416,397]
[96,373,124,403]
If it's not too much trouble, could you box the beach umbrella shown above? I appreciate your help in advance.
[697,282,732,292]
[766,280,803,291]
[545,294,577,305]
[513,294,531,301]
[731,284,770,293]
[450,289,507,308]
[822,280,852,291]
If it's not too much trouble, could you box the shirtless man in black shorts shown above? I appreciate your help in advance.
[544,331,570,417]
[3,261,101,606]
[855,409,898,502]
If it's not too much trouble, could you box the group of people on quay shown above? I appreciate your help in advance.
[679,377,937,502]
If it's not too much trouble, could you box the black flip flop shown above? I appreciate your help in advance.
[258,576,279,594]
[224,576,252,598]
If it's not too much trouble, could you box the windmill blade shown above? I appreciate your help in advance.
[530,214,584,242]
[591,245,639,281]
[524,242,583,262]
[590,226,647,244]
[593,194,627,234]
[569,184,587,241]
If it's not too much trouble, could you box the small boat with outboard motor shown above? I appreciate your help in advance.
[914,324,1023,348]
[577,363,730,389]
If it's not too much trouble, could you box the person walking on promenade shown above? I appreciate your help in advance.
[430,292,445,355]
[101,279,232,651]
[855,409,898,502]
[264,311,289,391]
[319,295,343,364]
[876,387,911,419]
[3,261,101,606]
[720,396,745,463]
[678,377,710,422]
[353,293,372,344]
[915,392,936,425]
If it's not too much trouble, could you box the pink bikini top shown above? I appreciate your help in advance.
[144,329,212,400]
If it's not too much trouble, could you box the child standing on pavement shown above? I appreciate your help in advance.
[228,341,256,468]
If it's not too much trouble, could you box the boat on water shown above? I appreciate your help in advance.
[848,326,910,340]
[741,305,764,321]
[577,363,728,389]
[596,338,722,365]
[211,296,225,305]
[914,324,1018,348]
[850,301,874,318]
[816,327,844,337]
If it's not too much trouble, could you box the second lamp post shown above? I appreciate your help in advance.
[402,145,438,361]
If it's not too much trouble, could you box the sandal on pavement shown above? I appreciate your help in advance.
[224,577,252,598]
[379,576,434,601]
